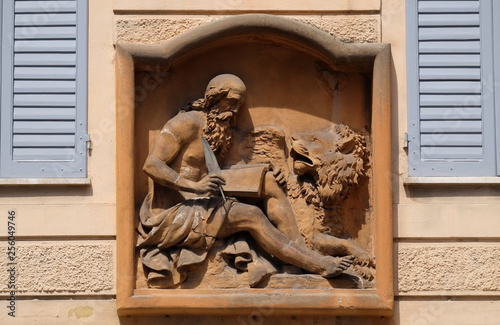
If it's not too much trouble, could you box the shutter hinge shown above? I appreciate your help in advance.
[82,134,92,150]
[403,133,409,149]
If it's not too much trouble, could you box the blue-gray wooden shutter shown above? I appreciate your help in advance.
[0,0,88,178]
[407,0,497,176]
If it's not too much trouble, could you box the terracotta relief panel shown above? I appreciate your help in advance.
[116,14,392,316]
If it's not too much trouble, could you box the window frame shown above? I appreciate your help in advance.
[0,0,89,179]
[406,0,498,177]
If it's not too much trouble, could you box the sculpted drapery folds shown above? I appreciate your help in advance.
[136,74,371,288]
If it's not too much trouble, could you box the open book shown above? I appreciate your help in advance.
[220,163,271,198]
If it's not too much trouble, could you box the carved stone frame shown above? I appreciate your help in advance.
[116,14,393,316]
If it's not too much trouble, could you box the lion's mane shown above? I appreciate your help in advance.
[315,124,369,208]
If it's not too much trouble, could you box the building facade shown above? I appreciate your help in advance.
[1,0,499,324]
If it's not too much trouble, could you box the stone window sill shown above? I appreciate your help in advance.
[0,178,91,186]
[404,177,500,186]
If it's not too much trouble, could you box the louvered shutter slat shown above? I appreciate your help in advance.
[14,107,76,120]
[15,40,76,52]
[14,94,76,106]
[15,26,77,39]
[418,1,480,13]
[420,107,482,120]
[15,13,77,26]
[13,148,76,161]
[14,80,76,93]
[419,67,481,80]
[419,41,480,53]
[13,121,76,134]
[419,27,480,40]
[421,147,483,160]
[420,81,481,94]
[419,54,480,67]
[13,134,75,147]
[419,13,480,26]
[15,53,76,66]
[14,1,77,14]
[420,120,482,133]
[14,67,76,79]
[421,134,482,147]
[419,94,482,107]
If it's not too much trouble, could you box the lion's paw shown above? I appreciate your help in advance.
[349,245,375,268]
[352,264,375,281]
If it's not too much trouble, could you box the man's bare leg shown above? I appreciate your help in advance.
[261,170,306,246]
[218,202,353,277]
[260,170,373,269]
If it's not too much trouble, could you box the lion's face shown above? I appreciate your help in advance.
[289,124,368,207]
[290,131,344,176]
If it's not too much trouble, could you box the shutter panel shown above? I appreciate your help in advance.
[494,2,500,174]
[407,0,497,176]
[0,0,88,178]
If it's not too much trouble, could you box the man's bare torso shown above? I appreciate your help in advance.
[163,110,211,199]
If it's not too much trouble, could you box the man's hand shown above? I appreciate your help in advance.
[194,175,226,194]
[272,166,286,187]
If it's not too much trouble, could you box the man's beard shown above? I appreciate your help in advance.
[203,109,235,159]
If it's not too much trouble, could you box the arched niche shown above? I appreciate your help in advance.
[116,14,392,316]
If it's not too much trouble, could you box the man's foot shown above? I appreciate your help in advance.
[320,255,354,278]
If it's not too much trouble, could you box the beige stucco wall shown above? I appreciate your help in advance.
[2,0,500,323]
[383,0,500,322]
[0,0,118,322]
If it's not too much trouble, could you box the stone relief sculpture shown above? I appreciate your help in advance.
[136,74,373,289]
[241,125,375,280]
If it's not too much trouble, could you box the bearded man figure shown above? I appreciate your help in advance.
[137,74,353,288]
